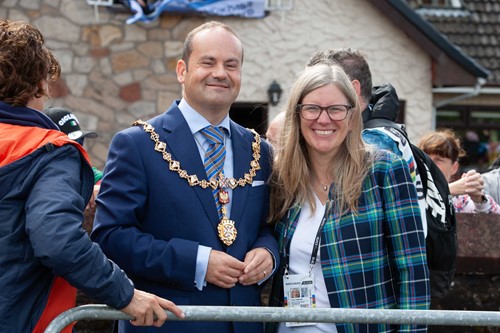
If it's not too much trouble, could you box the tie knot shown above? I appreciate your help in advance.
[201,126,225,145]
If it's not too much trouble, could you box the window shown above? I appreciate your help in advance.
[436,105,500,172]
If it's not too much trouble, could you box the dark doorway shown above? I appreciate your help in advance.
[229,102,269,135]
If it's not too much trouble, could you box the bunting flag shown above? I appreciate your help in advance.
[123,0,266,25]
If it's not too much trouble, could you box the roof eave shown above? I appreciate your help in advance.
[368,0,490,84]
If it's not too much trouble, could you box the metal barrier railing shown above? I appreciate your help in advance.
[45,305,500,333]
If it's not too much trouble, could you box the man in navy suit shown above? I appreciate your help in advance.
[92,21,279,333]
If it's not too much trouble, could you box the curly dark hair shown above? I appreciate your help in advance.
[0,19,60,106]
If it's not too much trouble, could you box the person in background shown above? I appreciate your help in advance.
[44,107,101,180]
[91,21,278,333]
[461,130,488,171]
[265,111,285,147]
[418,129,500,214]
[0,19,183,333]
[267,63,429,333]
[482,155,500,203]
[44,106,102,233]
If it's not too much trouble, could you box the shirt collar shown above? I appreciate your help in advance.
[178,98,231,137]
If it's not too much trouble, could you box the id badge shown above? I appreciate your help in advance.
[283,273,316,327]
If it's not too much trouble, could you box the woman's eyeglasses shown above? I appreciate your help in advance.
[297,104,352,121]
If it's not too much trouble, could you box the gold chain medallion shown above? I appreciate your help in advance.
[217,220,237,246]
[217,206,237,246]
[133,120,261,246]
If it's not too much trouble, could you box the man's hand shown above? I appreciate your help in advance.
[121,289,184,327]
[239,248,273,286]
[206,250,245,288]
[83,184,101,234]
[85,184,100,211]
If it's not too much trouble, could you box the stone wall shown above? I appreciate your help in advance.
[430,213,500,333]
[2,0,433,169]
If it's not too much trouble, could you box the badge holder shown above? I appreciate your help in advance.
[280,203,330,327]
[282,266,316,327]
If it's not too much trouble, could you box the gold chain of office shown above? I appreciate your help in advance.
[133,120,262,190]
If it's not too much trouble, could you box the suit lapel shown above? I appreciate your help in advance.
[157,108,258,244]
[229,121,252,228]
[160,105,220,229]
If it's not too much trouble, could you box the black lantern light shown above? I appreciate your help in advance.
[267,80,282,106]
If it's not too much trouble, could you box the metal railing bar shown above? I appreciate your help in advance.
[45,305,500,333]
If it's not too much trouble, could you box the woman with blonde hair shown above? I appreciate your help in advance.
[267,63,430,333]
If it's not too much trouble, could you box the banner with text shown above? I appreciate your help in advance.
[125,0,266,24]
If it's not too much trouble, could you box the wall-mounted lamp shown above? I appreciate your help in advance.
[267,80,282,106]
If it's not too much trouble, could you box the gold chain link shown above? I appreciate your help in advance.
[133,120,261,189]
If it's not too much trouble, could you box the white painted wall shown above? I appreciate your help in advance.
[228,0,433,140]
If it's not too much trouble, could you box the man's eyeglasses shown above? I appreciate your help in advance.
[297,104,352,121]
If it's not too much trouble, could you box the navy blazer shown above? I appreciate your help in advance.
[92,101,278,333]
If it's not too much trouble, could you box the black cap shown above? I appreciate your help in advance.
[44,107,97,140]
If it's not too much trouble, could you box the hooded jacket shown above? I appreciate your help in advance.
[0,101,134,332]
[362,83,400,125]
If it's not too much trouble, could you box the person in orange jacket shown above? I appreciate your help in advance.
[0,19,184,333]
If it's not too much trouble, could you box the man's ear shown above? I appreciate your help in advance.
[176,59,186,83]
[35,80,48,98]
[351,79,361,98]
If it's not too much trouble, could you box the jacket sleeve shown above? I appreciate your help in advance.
[483,170,500,204]
[451,195,474,213]
[26,145,134,309]
[455,193,500,214]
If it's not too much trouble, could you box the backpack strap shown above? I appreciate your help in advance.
[364,117,407,136]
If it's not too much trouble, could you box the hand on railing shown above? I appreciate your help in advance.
[121,289,185,327]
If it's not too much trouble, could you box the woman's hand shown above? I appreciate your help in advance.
[449,169,484,199]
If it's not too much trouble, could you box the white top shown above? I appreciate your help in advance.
[278,194,338,333]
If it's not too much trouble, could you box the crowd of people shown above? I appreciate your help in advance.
[1,17,500,333]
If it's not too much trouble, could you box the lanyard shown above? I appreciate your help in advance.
[282,199,332,275]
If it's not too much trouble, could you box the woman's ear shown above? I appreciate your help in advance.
[451,161,459,176]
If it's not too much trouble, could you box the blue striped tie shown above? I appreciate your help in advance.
[200,126,226,218]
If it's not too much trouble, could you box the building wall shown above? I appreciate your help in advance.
[2,0,432,169]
